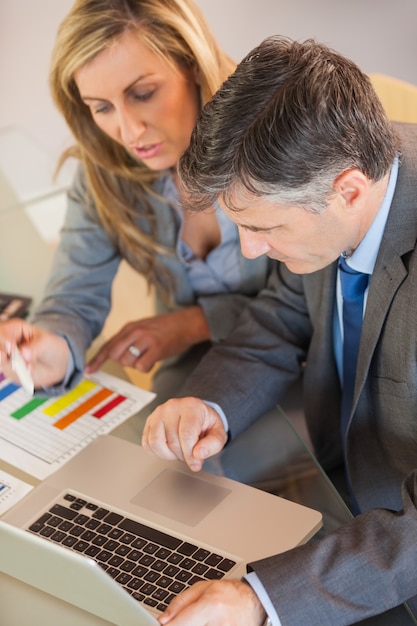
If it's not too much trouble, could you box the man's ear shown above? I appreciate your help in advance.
[333,169,368,210]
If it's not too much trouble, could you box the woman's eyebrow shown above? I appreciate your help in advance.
[80,73,153,101]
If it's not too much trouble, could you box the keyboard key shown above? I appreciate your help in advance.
[116,572,132,586]
[62,535,78,547]
[119,519,182,550]
[140,583,157,597]
[104,511,123,525]
[194,548,210,561]
[50,504,77,520]
[192,563,208,576]
[127,578,143,591]
[29,513,51,532]
[93,508,110,519]
[205,568,224,580]
[168,581,186,594]
[178,542,197,556]
[153,588,169,602]
[218,558,236,572]
[85,545,100,558]
[205,553,222,566]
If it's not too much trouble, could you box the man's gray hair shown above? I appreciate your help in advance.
[179,35,398,213]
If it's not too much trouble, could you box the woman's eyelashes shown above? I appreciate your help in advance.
[88,88,156,115]
[132,89,155,102]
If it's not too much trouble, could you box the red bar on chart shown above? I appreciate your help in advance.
[54,387,113,430]
[93,394,126,418]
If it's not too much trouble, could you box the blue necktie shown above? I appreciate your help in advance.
[339,258,369,514]
[339,257,369,432]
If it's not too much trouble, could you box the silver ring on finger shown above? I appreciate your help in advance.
[128,345,141,358]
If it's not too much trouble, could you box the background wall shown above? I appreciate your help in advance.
[1,0,417,165]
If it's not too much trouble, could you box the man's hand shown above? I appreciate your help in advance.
[85,307,210,375]
[0,319,70,389]
[142,397,228,471]
[158,579,267,625]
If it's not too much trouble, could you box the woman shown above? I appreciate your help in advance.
[0,0,268,401]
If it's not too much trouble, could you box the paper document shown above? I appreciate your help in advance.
[0,470,33,515]
[0,370,155,479]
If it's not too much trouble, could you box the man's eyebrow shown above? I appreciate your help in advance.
[238,223,276,232]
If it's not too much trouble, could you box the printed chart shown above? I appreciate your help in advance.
[0,370,155,479]
[0,470,33,515]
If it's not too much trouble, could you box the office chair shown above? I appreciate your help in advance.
[370,73,417,123]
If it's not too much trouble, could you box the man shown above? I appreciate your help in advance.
[143,36,417,625]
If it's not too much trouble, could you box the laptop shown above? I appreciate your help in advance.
[1,434,322,625]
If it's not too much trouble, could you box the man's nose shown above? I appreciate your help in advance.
[239,229,271,259]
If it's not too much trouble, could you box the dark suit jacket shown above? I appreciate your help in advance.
[179,122,417,623]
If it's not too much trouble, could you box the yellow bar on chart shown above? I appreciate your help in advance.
[54,387,113,430]
[43,380,97,417]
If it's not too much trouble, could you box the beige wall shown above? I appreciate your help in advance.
[1,0,416,165]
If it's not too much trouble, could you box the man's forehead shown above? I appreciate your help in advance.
[217,190,287,228]
[218,183,260,212]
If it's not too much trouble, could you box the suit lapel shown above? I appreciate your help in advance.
[357,246,407,390]
[353,124,417,415]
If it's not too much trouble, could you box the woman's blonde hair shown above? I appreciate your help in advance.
[50,0,235,291]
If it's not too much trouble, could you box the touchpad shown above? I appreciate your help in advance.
[131,469,231,527]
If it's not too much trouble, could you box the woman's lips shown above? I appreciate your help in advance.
[133,143,163,159]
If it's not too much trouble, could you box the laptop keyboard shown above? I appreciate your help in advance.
[27,491,237,612]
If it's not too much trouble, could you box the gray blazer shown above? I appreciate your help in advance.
[32,166,269,389]
[179,122,417,623]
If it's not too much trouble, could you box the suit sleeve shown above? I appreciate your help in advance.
[177,262,313,438]
[31,166,120,379]
[197,291,267,343]
[248,470,417,624]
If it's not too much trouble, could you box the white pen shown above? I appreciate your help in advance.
[10,346,35,396]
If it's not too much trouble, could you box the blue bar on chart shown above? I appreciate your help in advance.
[0,382,20,401]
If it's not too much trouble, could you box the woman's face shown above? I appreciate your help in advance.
[74,28,201,171]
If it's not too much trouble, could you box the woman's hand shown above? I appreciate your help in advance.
[0,319,70,389]
[86,306,210,374]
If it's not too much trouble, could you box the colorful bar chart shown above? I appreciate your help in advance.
[0,470,33,515]
[0,370,155,479]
